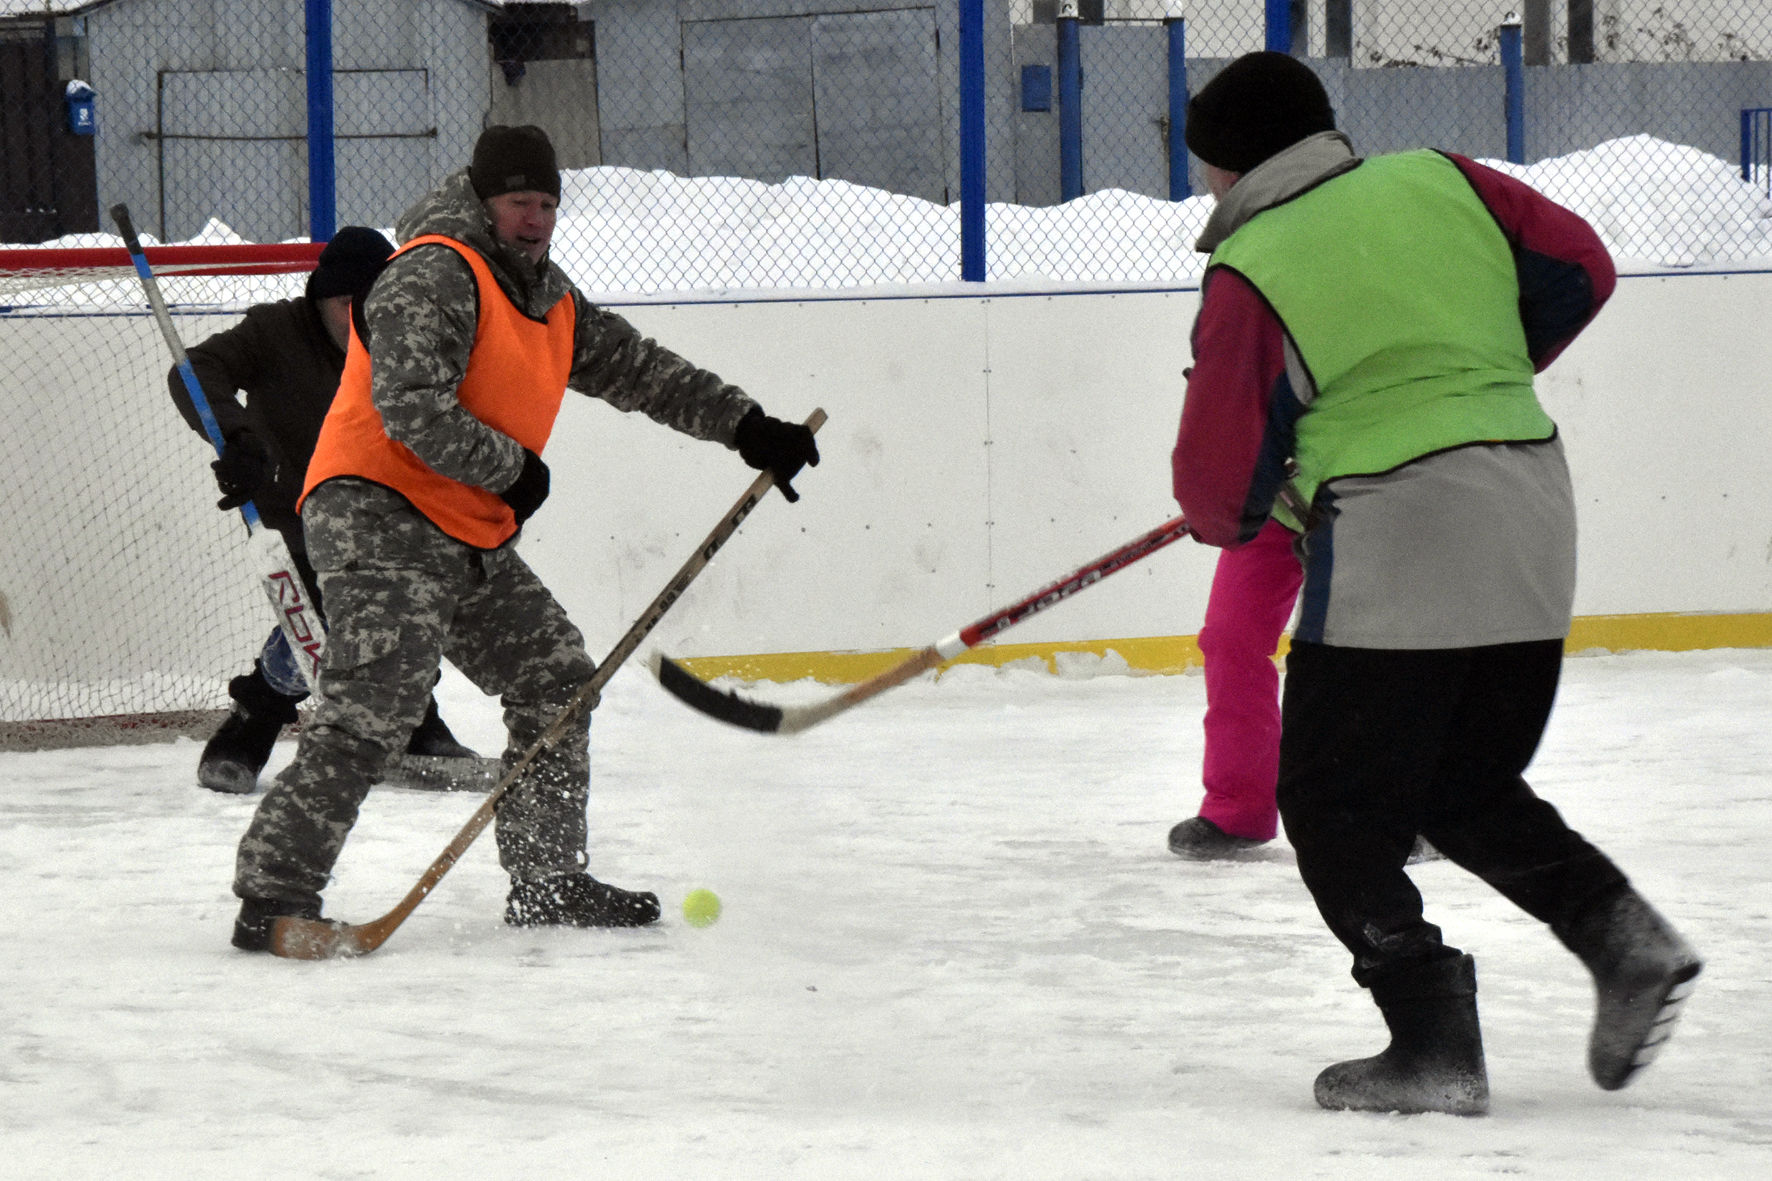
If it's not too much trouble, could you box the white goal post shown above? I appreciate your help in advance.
[0,241,323,750]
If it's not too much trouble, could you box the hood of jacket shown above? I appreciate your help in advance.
[1194,131,1361,254]
[393,168,574,318]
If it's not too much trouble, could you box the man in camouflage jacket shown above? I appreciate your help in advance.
[231,125,819,948]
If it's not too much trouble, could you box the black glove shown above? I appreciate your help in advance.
[211,429,276,511]
[734,407,819,503]
[498,448,550,526]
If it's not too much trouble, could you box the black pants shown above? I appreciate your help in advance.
[1277,639,1628,987]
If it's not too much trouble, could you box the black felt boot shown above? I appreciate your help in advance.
[505,873,661,928]
[406,696,478,759]
[198,666,301,794]
[1167,817,1269,860]
[1315,953,1490,1116]
[1557,887,1701,1090]
[232,896,331,952]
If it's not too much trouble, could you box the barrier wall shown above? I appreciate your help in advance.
[4,270,1767,708]
[524,269,1772,677]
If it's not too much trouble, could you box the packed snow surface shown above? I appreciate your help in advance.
[1,648,1767,1177]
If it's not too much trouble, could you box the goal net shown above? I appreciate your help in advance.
[0,241,323,750]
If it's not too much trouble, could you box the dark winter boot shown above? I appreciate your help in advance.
[406,697,478,759]
[198,667,302,794]
[1167,817,1269,860]
[1557,887,1701,1090]
[232,896,339,953]
[1315,953,1491,1116]
[505,873,662,929]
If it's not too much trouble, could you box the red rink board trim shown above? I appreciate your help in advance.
[0,242,324,277]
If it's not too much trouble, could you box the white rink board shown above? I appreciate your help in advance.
[527,287,1204,662]
[1536,272,1772,617]
[5,271,1768,683]
[527,270,1772,661]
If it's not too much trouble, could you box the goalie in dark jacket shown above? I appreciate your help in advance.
[170,227,477,794]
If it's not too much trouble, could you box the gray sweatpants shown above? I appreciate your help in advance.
[234,479,597,907]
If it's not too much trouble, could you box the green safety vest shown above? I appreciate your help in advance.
[1208,150,1556,509]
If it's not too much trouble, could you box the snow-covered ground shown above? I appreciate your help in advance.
[1,646,1766,1178]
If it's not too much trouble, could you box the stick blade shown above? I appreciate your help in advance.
[270,915,380,960]
[651,653,786,733]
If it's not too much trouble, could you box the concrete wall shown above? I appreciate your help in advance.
[50,3,1772,231]
[584,0,1021,203]
[1013,43,1772,204]
[80,0,491,242]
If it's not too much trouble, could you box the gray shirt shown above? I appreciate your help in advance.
[1295,437,1577,648]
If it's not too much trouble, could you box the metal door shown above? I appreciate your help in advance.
[812,9,946,203]
[683,8,944,201]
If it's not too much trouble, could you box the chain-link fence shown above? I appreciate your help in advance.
[4,0,1771,287]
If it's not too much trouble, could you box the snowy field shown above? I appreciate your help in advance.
[1,645,1767,1178]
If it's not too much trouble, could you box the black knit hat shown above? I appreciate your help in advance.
[470,124,561,200]
[1185,52,1336,174]
[305,226,394,302]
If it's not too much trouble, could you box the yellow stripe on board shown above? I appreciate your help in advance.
[675,611,1772,686]
[1564,611,1772,655]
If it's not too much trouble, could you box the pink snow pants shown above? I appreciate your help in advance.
[1196,518,1303,841]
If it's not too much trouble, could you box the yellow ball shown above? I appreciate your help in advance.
[682,888,722,928]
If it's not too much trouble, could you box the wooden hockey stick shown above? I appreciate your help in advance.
[653,513,1194,735]
[270,408,826,959]
[110,204,325,690]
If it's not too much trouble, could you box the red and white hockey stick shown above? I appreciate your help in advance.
[652,514,1194,735]
[110,204,325,690]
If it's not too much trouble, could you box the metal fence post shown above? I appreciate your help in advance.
[1265,0,1292,53]
[1744,109,1753,184]
[304,0,336,242]
[1745,109,1772,196]
[1166,8,1189,201]
[959,0,985,280]
[1501,13,1524,165]
[1057,1,1084,202]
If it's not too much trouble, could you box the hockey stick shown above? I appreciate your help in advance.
[269,408,826,959]
[110,204,325,690]
[653,513,1194,735]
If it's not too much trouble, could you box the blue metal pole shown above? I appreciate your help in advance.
[1265,0,1292,53]
[304,0,337,242]
[1166,14,1188,200]
[1501,15,1524,165]
[1057,2,1083,202]
[1742,109,1752,185]
[959,0,986,280]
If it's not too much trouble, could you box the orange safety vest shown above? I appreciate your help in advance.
[302,234,575,548]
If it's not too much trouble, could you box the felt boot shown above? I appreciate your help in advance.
[1557,887,1701,1090]
[1315,953,1490,1116]
[198,666,300,794]
[505,873,661,929]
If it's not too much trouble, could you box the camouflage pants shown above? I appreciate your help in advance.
[234,479,597,908]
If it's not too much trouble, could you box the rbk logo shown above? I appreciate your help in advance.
[266,569,325,679]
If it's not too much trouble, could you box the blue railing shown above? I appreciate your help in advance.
[1742,108,1772,198]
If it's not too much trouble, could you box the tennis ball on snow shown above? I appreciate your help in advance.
[682,888,722,928]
